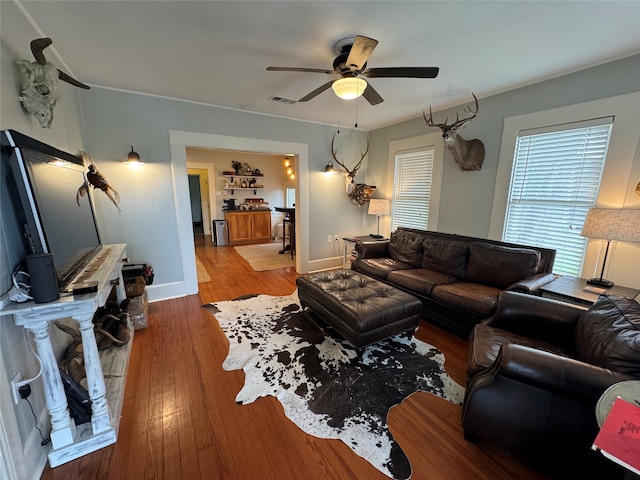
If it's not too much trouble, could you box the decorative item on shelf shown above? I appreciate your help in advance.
[123,145,143,166]
[232,160,242,175]
[580,208,640,287]
[367,199,391,238]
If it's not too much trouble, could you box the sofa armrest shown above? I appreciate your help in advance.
[507,272,556,294]
[493,344,633,402]
[482,291,584,345]
[355,241,390,259]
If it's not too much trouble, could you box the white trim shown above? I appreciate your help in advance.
[387,132,444,231]
[169,130,309,296]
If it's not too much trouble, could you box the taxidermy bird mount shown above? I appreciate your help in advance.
[76,152,122,213]
[16,38,89,128]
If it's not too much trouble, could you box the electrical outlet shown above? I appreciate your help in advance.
[11,372,22,405]
[334,234,339,242]
[327,235,332,243]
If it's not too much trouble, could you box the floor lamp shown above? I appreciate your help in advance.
[368,199,391,239]
[580,208,640,287]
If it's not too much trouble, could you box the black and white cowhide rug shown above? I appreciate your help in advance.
[202,291,464,480]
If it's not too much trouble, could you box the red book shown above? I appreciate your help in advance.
[592,397,640,475]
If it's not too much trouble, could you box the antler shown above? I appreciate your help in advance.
[29,37,90,89]
[331,132,369,180]
[423,93,479,130]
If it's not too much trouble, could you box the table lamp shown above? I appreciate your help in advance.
[368,199,391,239]
[580,208,640,287]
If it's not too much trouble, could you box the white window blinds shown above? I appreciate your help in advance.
[392,147,435,231]
[503,118,612,276]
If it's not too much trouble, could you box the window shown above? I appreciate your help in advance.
[503,118,612,275]
[391,147,435,231]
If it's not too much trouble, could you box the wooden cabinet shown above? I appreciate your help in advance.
[225,210,272,245]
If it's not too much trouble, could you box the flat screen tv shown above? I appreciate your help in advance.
[1,130,102,290]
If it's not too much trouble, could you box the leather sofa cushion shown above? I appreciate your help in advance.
[354,257,415,280]
[575,294,640,376]
[431,282,501,318]
[421,238,468,278]
[468,323,571,377]
[388,230,423,267]
[465,242,540,289]
[388,268,459,295]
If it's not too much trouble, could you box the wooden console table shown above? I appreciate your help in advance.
[0,244,132,467]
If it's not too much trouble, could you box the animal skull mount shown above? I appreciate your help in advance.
[424,93,485,171]
[16,38,89,128]
[331,133,376,206]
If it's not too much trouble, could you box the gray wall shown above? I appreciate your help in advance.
[368,54,640,238]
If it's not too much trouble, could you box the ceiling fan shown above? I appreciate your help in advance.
[266,35,439,105]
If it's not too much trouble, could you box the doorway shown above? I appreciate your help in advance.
[187,168,212,238]
[170,130,309,297]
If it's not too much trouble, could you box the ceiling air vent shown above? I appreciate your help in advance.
[269,95,297,105]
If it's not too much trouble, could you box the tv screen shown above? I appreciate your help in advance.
[1,130,102,290]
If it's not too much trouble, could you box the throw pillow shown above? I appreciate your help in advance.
[575,294,640,376]
[465,242,540,289]
[388,231,423,267]
[421,238,468,278]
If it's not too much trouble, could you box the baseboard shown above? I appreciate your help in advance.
[307,256,344,273]
[145,282,186,303]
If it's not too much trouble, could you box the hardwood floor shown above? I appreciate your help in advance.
[40,236,556,480]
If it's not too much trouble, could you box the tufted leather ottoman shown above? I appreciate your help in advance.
[296,269,422,349]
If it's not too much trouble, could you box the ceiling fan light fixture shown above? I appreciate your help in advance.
[332,77,367,100]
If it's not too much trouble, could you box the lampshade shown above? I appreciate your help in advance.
[368,198,391,216]
[581,208,640,242]
[332,77,367,100]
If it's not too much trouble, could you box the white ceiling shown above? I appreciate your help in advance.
[15,1,640,131]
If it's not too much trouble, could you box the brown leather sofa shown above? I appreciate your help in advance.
[351,227,556,335]
[462,291,640,477]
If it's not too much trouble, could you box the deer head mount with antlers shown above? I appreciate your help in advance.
[424,93,485,171]
[331,132,376,206]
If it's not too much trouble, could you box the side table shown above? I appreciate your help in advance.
[342,235,388,269]
[540,275,639,307]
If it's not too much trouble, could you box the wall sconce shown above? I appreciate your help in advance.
[580,207,640,287]
[123,145,144,165]
[324,161,336,177]
[332,77,367,100]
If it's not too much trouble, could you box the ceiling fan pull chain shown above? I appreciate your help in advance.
[354,95,359,128]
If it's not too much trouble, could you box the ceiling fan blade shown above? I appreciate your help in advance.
[267,66,335,74]
[298,80,335,102]
[363,67,440,78]
[362,83,384,106]
[345,35,378,71]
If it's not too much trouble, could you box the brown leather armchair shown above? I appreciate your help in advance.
[462,291,640,477]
